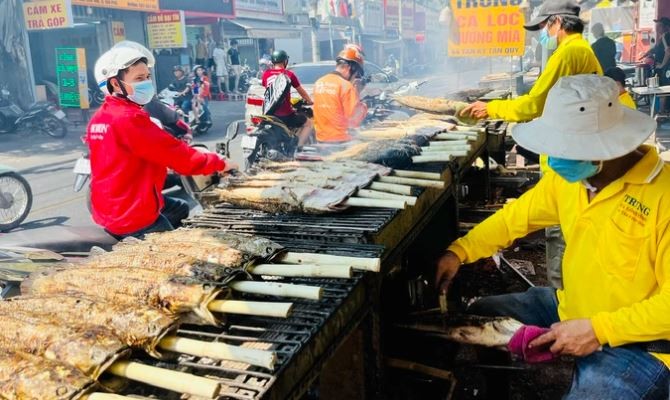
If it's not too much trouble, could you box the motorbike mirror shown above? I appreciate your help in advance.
[225,120,243,142]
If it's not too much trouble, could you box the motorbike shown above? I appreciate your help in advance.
[158,86,212,136]
[240,100,313,171]
[236,62,256,94]
[0,165,33,232]
[0,87,67,138]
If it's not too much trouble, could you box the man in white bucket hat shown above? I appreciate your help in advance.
[436,75,669,398]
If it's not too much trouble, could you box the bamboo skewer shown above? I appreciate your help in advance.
[230,281,323,300]
[250,263,353,278]
[378,176,445,189]
[392,169,442,180]
[426,139,470,146]
[453,126,485,134]
[413,151,468,163]
[357,189,418,206]
[107,361,220,398]
[159,336,277,370]
[369,181,413,195]
[208,299,293,317]
[434,133,477,141]
[344,197,406,209]
[421,145,472,153]
[279,252,381,272]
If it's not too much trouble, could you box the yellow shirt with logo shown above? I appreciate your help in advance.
[487,34,603,122]
[448,146,670,367]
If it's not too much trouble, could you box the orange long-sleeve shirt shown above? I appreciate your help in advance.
[313,73,367,142]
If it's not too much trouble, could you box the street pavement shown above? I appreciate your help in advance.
[0,99,246,235]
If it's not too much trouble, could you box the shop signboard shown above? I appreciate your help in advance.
[361,1,384,34]
[147,11,187,49]
[23,0,73,31]
[158,0,234,17]
[236,0,283,15]
[72,0,158,12]
[447,0,525,58]
[56,48,89,109]
[112,21,126,43]
[638,0,655,30]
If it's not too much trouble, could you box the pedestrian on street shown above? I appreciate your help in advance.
[213,42,229,95]
[88,47,237,239]
[437,74,667,399]
[228,40,242,93]
[591,22,617,72]
[194,34,208,67]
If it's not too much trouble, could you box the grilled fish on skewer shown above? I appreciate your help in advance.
[0,350,96,400]
[0,294,177,358]
[22,266,222,325]
[0,311,128,379]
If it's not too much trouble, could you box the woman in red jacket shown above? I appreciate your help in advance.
[88,47,237,239]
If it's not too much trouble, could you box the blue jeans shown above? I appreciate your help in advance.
[110,196,189,240]
[468,287,670,399]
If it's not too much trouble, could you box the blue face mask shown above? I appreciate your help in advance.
[124,79,155,105]
[539,26,558,50]
[548,157,603,183]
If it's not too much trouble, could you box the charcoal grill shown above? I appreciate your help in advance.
[169,132,490,398]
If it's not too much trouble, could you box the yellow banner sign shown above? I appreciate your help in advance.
[23,0,73,31]
[112,21,126,43]
[147,11,187,49]
[72,0,158,12]
[448,0,526,58]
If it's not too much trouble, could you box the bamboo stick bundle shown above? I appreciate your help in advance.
[0,295,278,368]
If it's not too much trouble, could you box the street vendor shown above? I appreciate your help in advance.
[312,45,368,143]
[87,47,237,239]
[437,75,668,398]
[460,0,602,121]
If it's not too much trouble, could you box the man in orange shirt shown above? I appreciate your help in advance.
[313,46,368,142]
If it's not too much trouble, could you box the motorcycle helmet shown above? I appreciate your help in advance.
[336,45,365,78]
[113,40,155,68]
[95,46,148,95]
[270,50,289,64]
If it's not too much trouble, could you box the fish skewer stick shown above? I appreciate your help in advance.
[249,263,353,278]
[377,175,446,189]
[230,281,323,300]
[392,169,442,180]
[278,252,381,272]
[107,361,220,399]
[158,336,277,370]
[357,189,418,206]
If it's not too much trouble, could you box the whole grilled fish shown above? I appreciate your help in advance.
[397,315,524,349]
[1,294,178,358]
[0,310,128,379]
[21,266,222,325]
[0,350,95,400]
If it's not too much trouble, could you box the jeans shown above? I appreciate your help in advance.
[110,196,189,240]
[468,287,670,399]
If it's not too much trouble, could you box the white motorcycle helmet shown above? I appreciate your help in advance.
[95,42,153,95]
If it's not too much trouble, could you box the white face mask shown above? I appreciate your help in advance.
[123,79,155,105]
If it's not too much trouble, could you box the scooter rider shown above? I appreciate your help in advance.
[88,46,238,239]
[261,50,314,146]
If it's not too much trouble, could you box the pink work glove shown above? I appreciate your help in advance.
[507,325,556,363]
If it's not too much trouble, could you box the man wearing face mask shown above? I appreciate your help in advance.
[460,0,602,121]
[87,47,238,239]
[437,75,669,398]
[312,45,368,143]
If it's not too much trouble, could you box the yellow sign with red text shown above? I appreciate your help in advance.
[72,0,158,12]
[112,21,126,43]
[23,0,73,31]
[448,0,526,58]
[147,11,187,49]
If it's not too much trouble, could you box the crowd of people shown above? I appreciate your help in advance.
[82,1,670,397]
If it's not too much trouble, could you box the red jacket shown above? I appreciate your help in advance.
[86,96,224,235]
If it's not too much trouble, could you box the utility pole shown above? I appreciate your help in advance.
[309,0,321,62]
[398,0,404,77]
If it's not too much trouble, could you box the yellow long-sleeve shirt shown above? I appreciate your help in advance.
[448,146,670,367]
[620,91,637,110]
[487,34,603,122]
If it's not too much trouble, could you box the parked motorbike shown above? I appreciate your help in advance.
[0,87,67,138]
[0,165,32,232]
[240,100,313,171]
[237,62,256,94]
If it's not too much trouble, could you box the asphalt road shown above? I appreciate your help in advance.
[0,99,246,235]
